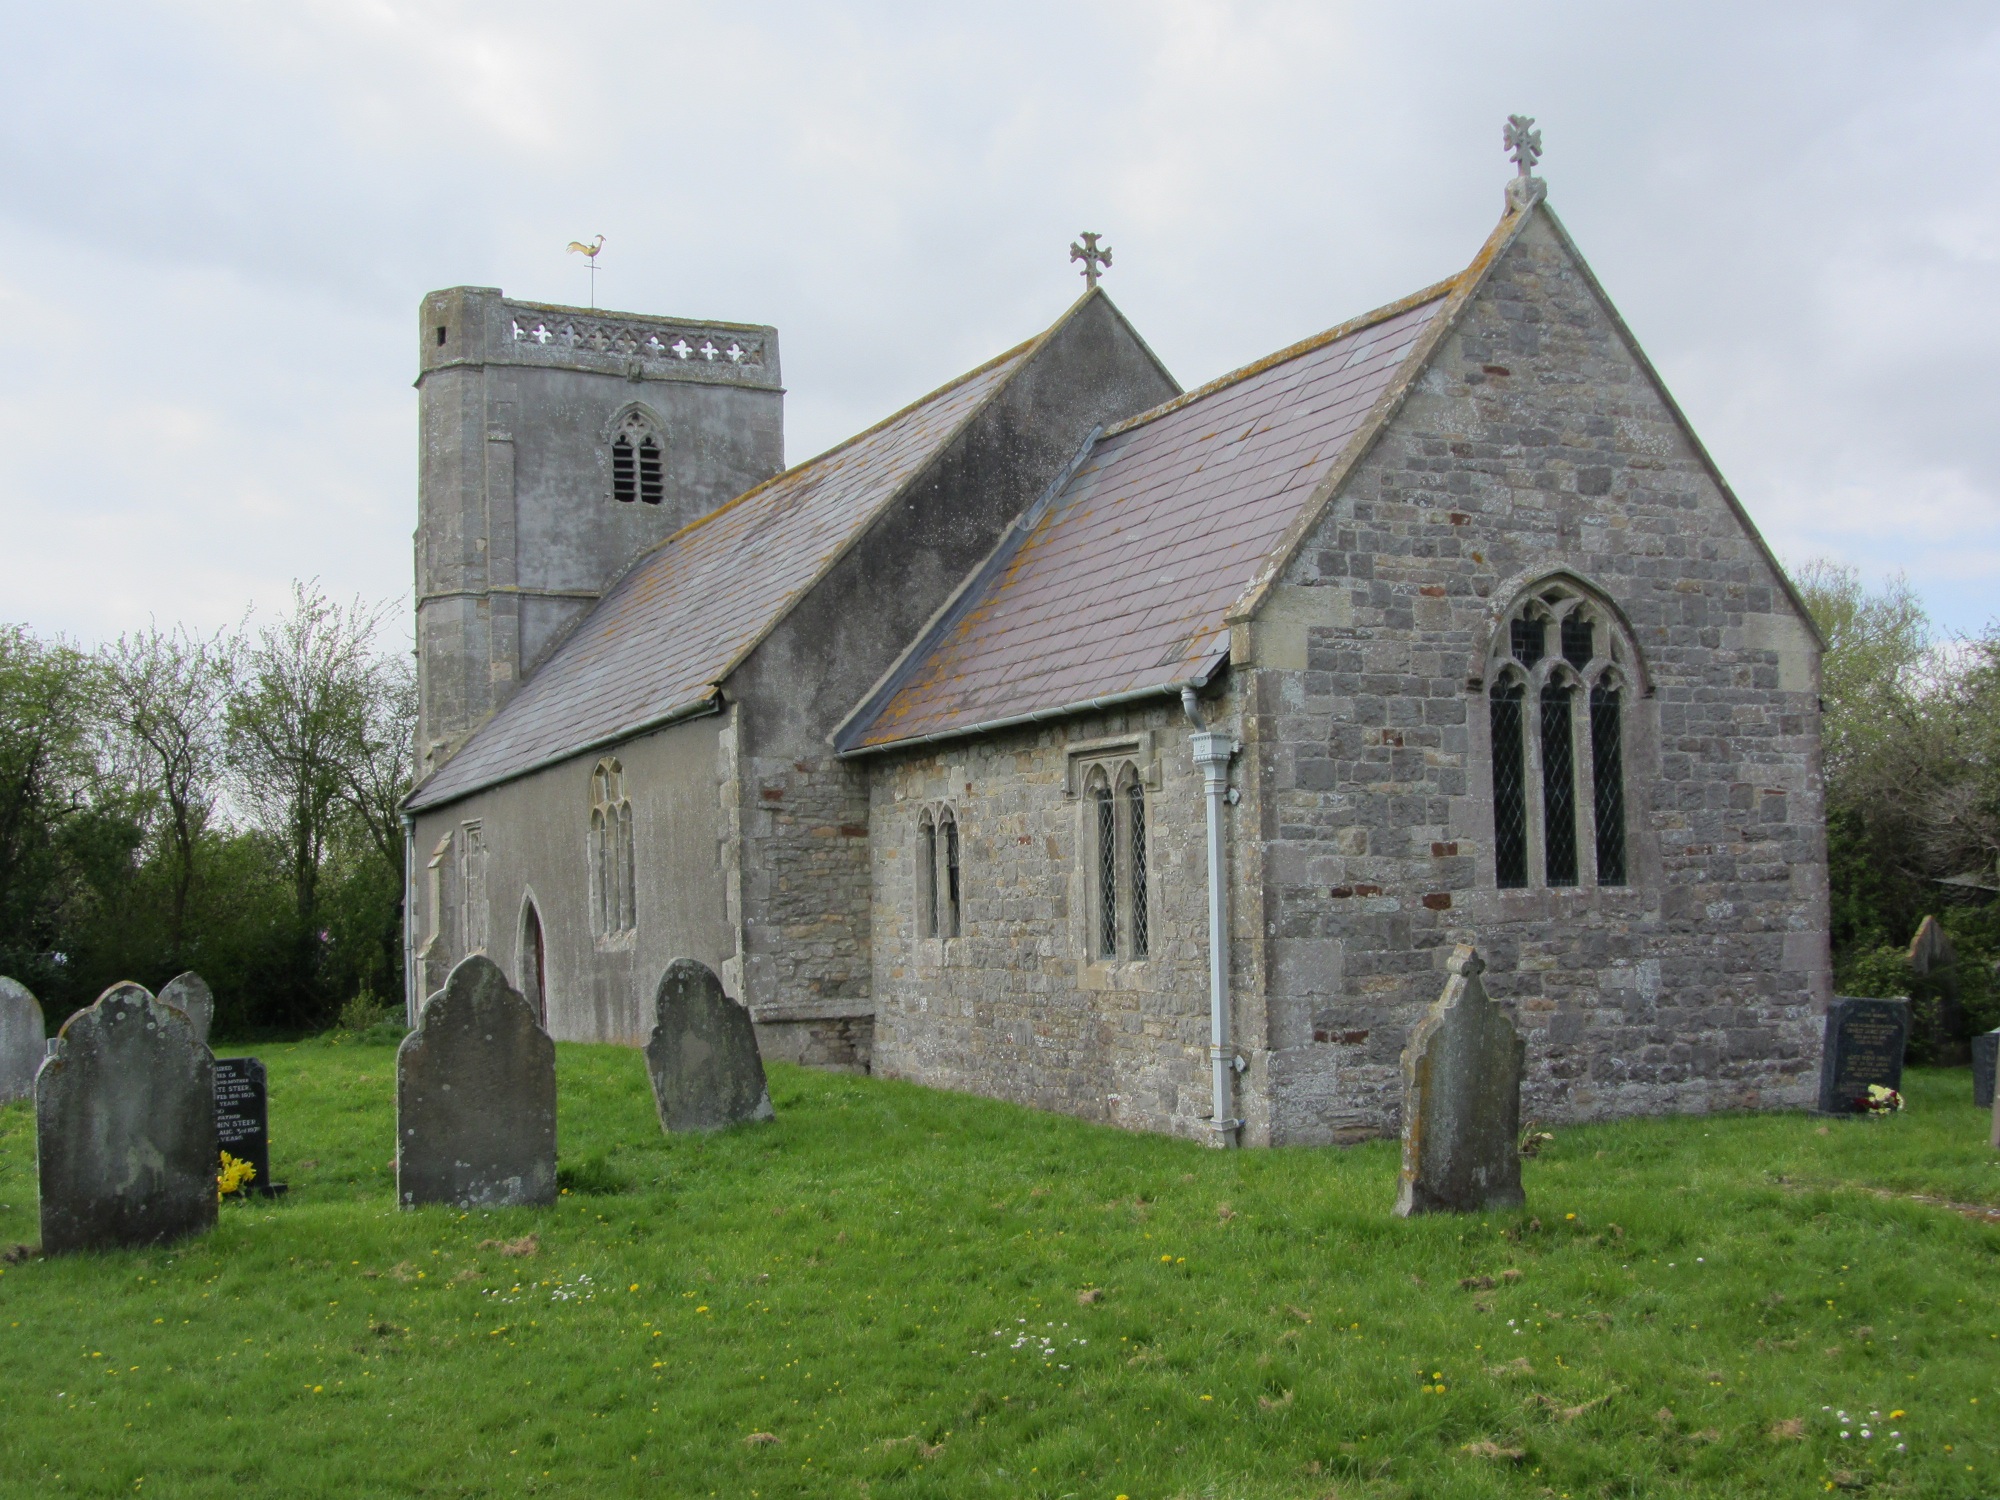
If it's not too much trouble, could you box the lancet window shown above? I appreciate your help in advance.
[1485,580,1633,890]
[916,804,961,940]
[1085,761,1150,961]
[588,758,636,938]
[611,411,665,505]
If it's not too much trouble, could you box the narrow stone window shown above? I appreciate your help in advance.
[918,811,938,938]
[638,437,664,504]
[589,758,634,938]
[1591,681,1627,885]
[460,820,489,954]
[1092,773,1117,959]
[1540,679,1579,886]
[612,436,637,503]
[941,809,961,939]
[1490,677,1528,888]
[1122,768,1148,959]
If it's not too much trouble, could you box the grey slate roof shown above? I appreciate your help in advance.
[837,287,1450,752]
[407,339,1036,811]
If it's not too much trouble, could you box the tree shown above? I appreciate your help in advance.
[101,624,240,964]
[226,584,386,1022]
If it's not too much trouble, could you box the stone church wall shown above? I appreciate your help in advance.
[866,696,1263,1142]
[405,712,737,1045]
[1243,208,1829,1143]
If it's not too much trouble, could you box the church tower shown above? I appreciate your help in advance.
[414,288,784,771]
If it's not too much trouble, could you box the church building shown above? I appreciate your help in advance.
[404,148,1832,1145]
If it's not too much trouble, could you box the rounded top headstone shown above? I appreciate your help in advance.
[158,971,215,1046]
[0,975,45,1103]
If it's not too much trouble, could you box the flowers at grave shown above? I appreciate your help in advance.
[1857,1085,1903,1114]
[216,1152,256,1199]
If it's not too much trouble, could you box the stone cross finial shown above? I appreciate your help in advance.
[1070,231,1112,290]
[1503,115,1547,213]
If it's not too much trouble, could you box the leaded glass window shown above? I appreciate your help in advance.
[1125,774,1148,959]
[942,810,961,938]
[1511,616,1546,667]
[1093,778,1117,958]
[1591,683,1627,885]
[1561,614,1593,669]
[918,812,937,937]
[1540,681,1578,886]
[1490,678,1528,887]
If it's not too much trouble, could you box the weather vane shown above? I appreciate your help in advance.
[1502,116,1546,212]
[566,235,605,309]
[1069,231,1112,290]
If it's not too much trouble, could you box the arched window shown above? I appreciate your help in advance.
[588,758,635,937]
[1484,580,1637,890]
[611,411,665,505]
[940,808,962,939]
[1120,766,1148,959]
[917,810,938,938]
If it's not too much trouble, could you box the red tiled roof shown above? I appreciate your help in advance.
[408,341,1034,810]
[840,290,1448,751]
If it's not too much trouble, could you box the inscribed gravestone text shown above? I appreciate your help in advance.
[1816,997,1910,1114]
[397,955,556,1208]
[1395,945,1526,1217]
[645,958,775,1133]
[37,982,217,1254]
[0,976,43,1103]
[214,1057,275,1198]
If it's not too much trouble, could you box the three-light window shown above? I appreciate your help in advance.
[1487,582,1632,890]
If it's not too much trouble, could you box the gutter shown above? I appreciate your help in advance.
[837,657,1227,762]
[1182,688,1243,1145]
[405,687,724,814]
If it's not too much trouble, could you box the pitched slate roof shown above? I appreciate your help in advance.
[836,285,1452,752]
[407,339,1036,810]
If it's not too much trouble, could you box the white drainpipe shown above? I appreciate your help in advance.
[1184,688,1242,1145]
[401,810,419,1027]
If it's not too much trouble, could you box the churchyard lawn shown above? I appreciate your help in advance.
[0,1048,1995,1499]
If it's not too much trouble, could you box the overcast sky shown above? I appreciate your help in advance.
[2,2,1996,648]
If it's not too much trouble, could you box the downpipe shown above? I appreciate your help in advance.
[1184,688,1244,1145]
[401,810,419,1027]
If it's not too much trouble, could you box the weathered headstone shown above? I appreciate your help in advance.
[37,982,217,1254]
[0,975,44,1103]
[158,971,215,1047]
[1816,997,1911,1114]
[214,1057,277,1198]
[1908,916,1967,1066]
[1972,1028,1999,1111]
[1394,945,1525,1217]
[396,955,556,1209]
[645,958,775,1133]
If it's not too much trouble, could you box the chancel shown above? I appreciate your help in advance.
[402,126,1832,1146]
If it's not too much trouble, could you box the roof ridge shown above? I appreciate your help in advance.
[1101,274,1460,440]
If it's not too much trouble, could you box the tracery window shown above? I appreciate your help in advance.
[916,804,960,941]
[611,411,665,505]
[1085,760,1150,961]
[588,758,636,938]
[1485,580,1634,890]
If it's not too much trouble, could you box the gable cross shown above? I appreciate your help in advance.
[1069,231,1112,289]
[1502,115,1547,212]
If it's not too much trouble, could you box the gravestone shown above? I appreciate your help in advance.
[1816,997,1911,1114]
[214,1057,277,1198]
[0,976,43,1103]
[396,955,556,1208]
[37,982,217,1254]
[1972,1028,1998,1111]
[645,958,775,1133]
[1394,945,1525,1217]
[159,971,215,1047]
[1907,916,1967,1066]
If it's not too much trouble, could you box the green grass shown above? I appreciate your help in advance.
[1,1050,1996,1499]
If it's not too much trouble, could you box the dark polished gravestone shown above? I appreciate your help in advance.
[37,982,217,1254]
[1817,997,1911,1114]
[214,1057,282,1199]
[1,975,44,1103]
[158,971,215,1047]
[645,958,775,1133]
[1972,1029,1999,1111]
[1394,945,1526,1217]
[396,955,556,1209]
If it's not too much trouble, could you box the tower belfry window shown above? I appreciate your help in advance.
[611,412,665,505]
